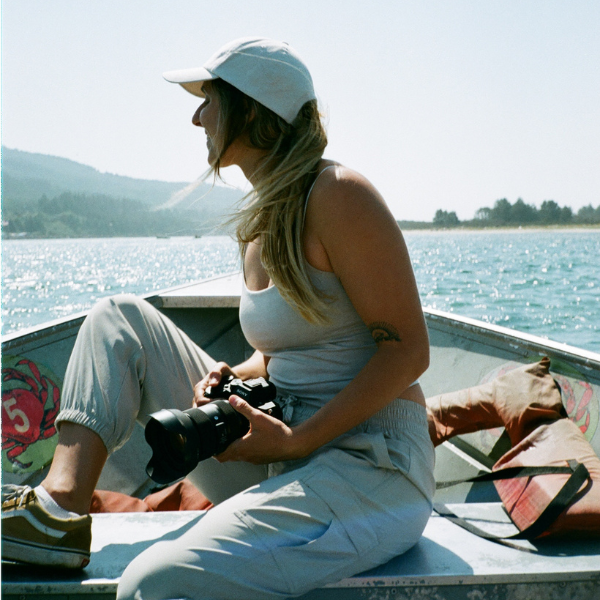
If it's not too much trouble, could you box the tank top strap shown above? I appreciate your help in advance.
[302,164,337,225]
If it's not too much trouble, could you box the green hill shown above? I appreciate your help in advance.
[1,147,244,238]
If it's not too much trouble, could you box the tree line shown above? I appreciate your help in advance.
[2,191,226,238]
[4,191,599,238]
[433,198,600,228]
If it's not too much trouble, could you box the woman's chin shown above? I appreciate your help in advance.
[207,152,219,167]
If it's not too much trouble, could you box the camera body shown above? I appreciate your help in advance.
[145,376,280,484]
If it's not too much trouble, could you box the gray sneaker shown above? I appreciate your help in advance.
[2,485,92,568]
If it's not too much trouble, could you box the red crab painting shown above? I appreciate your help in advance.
[2,358,61,470]
[554,374,596,437]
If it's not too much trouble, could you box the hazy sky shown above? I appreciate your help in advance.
[2,0,599,221]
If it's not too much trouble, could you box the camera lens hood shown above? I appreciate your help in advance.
[143,377,278,485]
[145,408,207,484]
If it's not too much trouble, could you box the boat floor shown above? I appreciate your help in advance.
[3,504,599,600]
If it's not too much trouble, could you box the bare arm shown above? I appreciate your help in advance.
[290,167,429,455]
[217,166,429,463]
[232,349,271,380]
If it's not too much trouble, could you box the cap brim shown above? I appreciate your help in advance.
[162,67,218,98]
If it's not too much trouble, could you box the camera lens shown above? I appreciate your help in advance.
[167,431,186,454]
[144,377,278,484]
[144,401,249,484]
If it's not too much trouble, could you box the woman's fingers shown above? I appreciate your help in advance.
[215,396,296,464]
[193,362,234,406]
[226,395,265,424]
[209,362,233,384]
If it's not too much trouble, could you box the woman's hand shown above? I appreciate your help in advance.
[194,350,271,407]
[193,362,237,407]
[214,396,301,464]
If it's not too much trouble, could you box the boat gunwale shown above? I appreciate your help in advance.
[424,307,600,373]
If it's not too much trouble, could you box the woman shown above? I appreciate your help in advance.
[2,37,435,599]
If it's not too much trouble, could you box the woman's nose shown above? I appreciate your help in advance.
[192,105,203,127]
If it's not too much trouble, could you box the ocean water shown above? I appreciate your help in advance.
[2,236,241,332]
[2,230,599,353]
[406,229,599,353]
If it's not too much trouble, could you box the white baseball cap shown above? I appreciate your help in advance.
[163,37,316,124]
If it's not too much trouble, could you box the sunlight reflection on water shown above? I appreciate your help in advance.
[2,230,599,353]
[405,229,599,352]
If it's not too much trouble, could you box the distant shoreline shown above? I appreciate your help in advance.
[399,224,600,234]
[3,224,599,241]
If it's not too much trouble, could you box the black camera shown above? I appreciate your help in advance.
[145,376,281,484]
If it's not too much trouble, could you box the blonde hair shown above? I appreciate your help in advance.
[209,79,330,324]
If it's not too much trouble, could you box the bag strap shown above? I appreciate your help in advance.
[433,460,590,548]
[436,463,580,489]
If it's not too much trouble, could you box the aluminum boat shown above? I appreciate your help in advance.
[2,273,599,599]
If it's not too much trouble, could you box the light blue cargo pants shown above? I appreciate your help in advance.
[56,294,434,599]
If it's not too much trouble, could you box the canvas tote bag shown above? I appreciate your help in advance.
[427,358,600,541]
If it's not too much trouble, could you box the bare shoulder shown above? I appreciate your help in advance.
[311,164,384,206]
[307,164,398,238]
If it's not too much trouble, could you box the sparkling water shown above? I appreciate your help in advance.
[2,230,599,353]
[406,229,599,353]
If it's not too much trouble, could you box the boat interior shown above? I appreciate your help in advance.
[2,273,600,599]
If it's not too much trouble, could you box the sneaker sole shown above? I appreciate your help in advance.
[2,537,90,569]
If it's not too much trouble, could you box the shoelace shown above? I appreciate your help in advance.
[2,484,33,508]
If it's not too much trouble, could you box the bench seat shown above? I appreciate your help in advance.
[3,505,599,600]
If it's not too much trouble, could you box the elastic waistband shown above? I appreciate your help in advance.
[277,395,429,439]
[356,398,429,437]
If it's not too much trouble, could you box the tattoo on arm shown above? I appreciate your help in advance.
[369,322,402,344]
